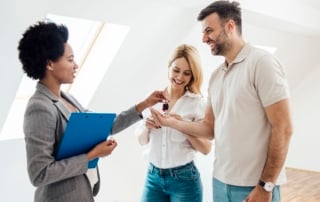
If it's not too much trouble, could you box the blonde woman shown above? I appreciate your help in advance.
[136,44,212,202]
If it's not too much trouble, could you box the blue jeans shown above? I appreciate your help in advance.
[212,178,281,202]
[141,161,203,202]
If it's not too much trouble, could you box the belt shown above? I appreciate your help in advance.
[149,161,194,176]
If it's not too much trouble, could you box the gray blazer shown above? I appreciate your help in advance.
[24,82,142,202]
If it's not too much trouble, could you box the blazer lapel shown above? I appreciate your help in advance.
[55,92,87,121]
[54,101,71,121]
[61,92,86,112]
[36,82,83,121]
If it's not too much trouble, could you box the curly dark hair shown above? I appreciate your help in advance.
[17,21,69,80]
[197,0,242,34]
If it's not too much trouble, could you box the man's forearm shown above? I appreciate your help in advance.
[170,119,214,140]
[261,127,293,182]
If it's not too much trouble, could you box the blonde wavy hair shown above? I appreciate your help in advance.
[168,44,203,95]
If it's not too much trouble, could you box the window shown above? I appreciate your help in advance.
[0,14,130,140]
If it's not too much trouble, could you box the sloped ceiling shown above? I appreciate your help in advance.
[0,0,320,131]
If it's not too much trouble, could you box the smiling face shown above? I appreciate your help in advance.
[168,57,192,91]
[46,43,78,84]
[201,13,231,56]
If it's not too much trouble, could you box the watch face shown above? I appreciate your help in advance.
[265,182,275,192]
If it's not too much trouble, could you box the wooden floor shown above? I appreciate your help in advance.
[281,167,320,202]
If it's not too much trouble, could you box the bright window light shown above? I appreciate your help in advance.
[254,45,277,54]
[0,14,130,141]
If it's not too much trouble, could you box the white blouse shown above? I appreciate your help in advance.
[136,91,206,169]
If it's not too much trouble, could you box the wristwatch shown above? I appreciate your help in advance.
[258,180,275,192]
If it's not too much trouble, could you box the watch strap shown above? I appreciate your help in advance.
[258,179,265,187]
[258,179,275,192]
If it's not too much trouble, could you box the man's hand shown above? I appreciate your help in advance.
[244,186,272,202]
[149,107,179,128]
[146,111,181,129]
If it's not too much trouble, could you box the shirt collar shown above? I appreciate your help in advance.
[183,90,202,98]
[232,43,251,64]
[221,43,252,72]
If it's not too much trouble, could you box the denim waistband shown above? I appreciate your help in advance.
[149,161,194,176]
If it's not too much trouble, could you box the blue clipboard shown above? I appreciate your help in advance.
[56,112,116,168]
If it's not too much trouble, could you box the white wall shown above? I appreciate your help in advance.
[0,139,34,201]
[1,0,320,201]
[289,66,320,171]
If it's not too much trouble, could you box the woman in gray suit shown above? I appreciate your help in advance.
[18,21,165,202]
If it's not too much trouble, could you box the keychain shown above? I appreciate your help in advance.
[162,100,169,115]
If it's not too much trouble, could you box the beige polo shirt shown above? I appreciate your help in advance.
[208,44,290,186]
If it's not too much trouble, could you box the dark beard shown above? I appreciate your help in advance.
[210,29,228,56]
[211,43,227,56]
